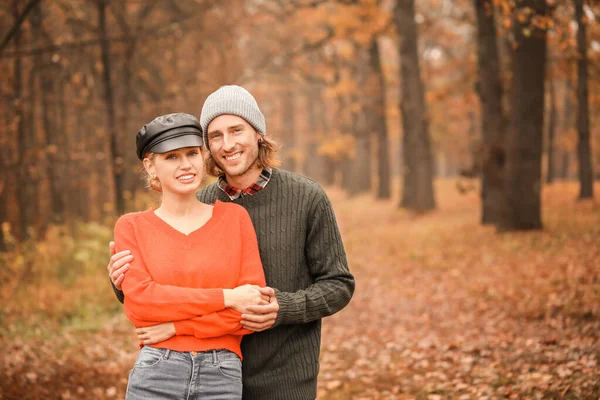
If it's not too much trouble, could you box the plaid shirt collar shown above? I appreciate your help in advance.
[217,168,272,200]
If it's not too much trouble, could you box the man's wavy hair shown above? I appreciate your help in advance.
[205,135,281,177]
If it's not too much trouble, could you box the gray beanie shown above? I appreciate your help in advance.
[199,85,266,146]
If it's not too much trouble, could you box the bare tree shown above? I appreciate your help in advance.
[395,0,436,212]
[474,0,507,224]
[97,0,121,215]
[501,0,548,230]
[546,70,557,184]
[574,0,594,199]
[13,0,34,241]
[0,0,41,55]
[303,83,327,183]
[344,46,372,196]
[369,39,391,199]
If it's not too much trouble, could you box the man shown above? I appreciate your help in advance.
[108,85,355,399]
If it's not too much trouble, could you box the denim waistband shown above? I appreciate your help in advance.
[141,346,238,362]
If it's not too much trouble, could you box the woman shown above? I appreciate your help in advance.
[114,112,267,399]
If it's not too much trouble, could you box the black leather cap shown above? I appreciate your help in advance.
[136,113,203,160]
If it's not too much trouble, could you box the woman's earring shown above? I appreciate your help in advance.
[149,174,162,192]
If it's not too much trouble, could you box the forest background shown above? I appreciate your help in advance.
[0,0,599,398]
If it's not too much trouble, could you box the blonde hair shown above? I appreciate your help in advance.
[205,135,281,177]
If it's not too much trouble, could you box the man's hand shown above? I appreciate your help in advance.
[224,284,270,314]
[241,287,279,332]
[107,241,133,290]
[135,323,176,345]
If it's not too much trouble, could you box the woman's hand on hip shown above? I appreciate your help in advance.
[135,322,176,345]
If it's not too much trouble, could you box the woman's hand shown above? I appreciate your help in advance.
[224,284,270,313]
[136,323,176,345]
[107,241,133,290]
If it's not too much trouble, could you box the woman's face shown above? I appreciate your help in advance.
[144,146,204,195]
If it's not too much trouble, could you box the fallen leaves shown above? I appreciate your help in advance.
[1,180,599,399]
[316,180,600,399]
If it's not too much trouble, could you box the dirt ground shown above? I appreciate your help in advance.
[1,180,599,399]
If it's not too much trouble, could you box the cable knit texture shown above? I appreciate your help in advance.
[114,201,266,360]
[196,168,355,400]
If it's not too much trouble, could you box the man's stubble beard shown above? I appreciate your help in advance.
[214,148,260,179]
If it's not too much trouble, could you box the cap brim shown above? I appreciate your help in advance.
[148,134,204,154]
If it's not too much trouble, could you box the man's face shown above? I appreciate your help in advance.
[206,114,261,179]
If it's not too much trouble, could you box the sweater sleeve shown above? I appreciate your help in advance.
[273,188,355,326]
[111,280,125,304]
[173,309,253,338]
[172,206,266,338]
[237,206,267,287]
[115,216,226,324]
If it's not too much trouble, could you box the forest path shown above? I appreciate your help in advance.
[2,180,599,399]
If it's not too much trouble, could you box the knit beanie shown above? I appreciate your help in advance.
[199,85,266,147]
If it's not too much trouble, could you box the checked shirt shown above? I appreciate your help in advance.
[217,168,272,200]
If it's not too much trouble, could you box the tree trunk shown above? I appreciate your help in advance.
[559,78,574,179]
[303,84,326,183]
[370,40,391,199]
[336,92,354,190]
[323,157,336,186]
[0,106,10,250]
[575,0,594,198]
[501,0,548,231]
[546,75,557,184]
[280,85,297,172]
[340,156,354,190]
[116,2,158,209]
[57,76,79,224]
[474,0,507,225]
[98,0,123,215]
[560,151,572,180]
[73,103,92,221]
[27,41,42,237]
[395,0,436,212]
[13,1,33,241]
[120,39,142,210]
[29,2,54,239]
[346,104,372,195]
[41,67,65,223]
[340,48,371,196]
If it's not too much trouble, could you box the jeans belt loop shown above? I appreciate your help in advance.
[164,349,171,360]
[212,350,217,365]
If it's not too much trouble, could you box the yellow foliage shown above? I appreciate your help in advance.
[0,222,118,340]
[317,134,356,160]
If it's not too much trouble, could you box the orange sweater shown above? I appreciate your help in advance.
[114,201,266,359]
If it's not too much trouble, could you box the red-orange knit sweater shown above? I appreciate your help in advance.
[114,200,266,360]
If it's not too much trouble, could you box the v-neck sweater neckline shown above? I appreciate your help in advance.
[140,200,224,241]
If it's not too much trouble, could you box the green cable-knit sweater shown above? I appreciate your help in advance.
[113,168,354,399]
[198,168,354,400]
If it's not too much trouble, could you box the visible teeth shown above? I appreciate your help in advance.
[225,153,241,161]
[178,175,194,180]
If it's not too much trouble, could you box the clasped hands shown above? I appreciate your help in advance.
[224,284,280,332]
[134,285,278,345]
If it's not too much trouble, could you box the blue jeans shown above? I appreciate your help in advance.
[126,346,242,400]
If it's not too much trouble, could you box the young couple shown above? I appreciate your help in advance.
[108,85,355,399]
